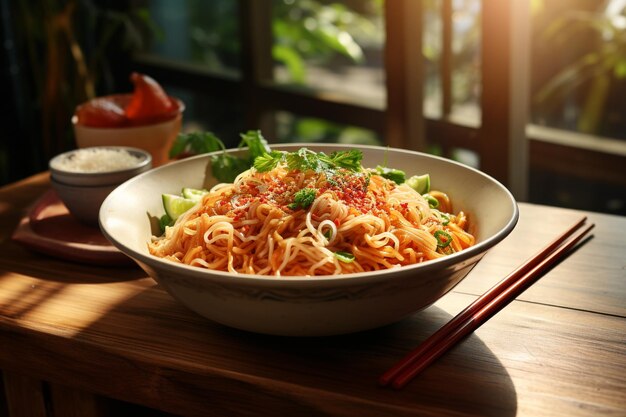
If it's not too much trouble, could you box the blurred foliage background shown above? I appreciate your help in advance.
[1,0,625,214]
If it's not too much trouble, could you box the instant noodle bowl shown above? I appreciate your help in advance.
[100,144,518,336]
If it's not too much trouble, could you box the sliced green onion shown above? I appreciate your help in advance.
[334,251,355,263]
[434,230,452,248]
[423,193,439,209]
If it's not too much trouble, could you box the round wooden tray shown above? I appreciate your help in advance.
[11,189,133,266]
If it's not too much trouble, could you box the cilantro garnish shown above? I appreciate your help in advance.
[239,130,271,162]
[253,151,285,172]
[169,131,225,158]
[210,153,250,183]
[169,131,364,183]
[170,130,272,183]
[322,150,363,171]
[334,251,355,263]
[255,147,363,174]
[288,188,317,210]
[286,148,320,172]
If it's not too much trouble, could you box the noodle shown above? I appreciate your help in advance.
[148,163,475,276]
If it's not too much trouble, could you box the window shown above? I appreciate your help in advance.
[132,0,625,215]
[528,0,626,214]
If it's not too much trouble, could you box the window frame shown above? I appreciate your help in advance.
[132,0,625,204]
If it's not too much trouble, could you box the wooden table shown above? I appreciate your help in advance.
[1,173,625,417]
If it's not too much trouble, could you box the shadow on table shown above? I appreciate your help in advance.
[217,305,518,417]
[68,286,517,417]
[1,244,145,284]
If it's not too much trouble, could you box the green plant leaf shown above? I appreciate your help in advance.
[614,59,626,78]
[272,44,306,83]
[533,53,601,105]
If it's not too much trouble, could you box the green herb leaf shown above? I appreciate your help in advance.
[288,188,317,210]
[286,148,321,172]
[169,132,225,158]
[283,148,363,174]
[158,214,173,233]
[254,151,285,172]
[239,130,271,162]
[320,149,363,171]
[334,251,355,263]
[210,153,251,183]
[170,131,271,182]
[169,131,253,182]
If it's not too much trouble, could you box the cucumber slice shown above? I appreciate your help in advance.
[182,187,209,202]
[406,174,430,194]
[162,194,197,221]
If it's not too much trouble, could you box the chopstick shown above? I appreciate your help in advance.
[379,216,594,390]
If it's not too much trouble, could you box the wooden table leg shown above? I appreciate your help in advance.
[2,371,47,417]
[48,383,101,417]
[2,371,105,417]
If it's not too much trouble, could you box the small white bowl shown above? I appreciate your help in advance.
[50,146,152,225]
[100,144,518,336]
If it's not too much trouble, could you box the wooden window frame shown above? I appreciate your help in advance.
[132,0,625,203]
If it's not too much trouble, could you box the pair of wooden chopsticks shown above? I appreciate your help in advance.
[379,216,594,390]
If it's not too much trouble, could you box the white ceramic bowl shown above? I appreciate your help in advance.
[50,146,152,225]
[100,144,518,336]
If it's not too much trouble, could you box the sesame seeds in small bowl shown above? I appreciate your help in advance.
[49,146,152,225]
[50,146,152,186]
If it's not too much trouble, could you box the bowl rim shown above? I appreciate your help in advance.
[50,176,120,189]
[100,143,519,286]
[49,146,152,179]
